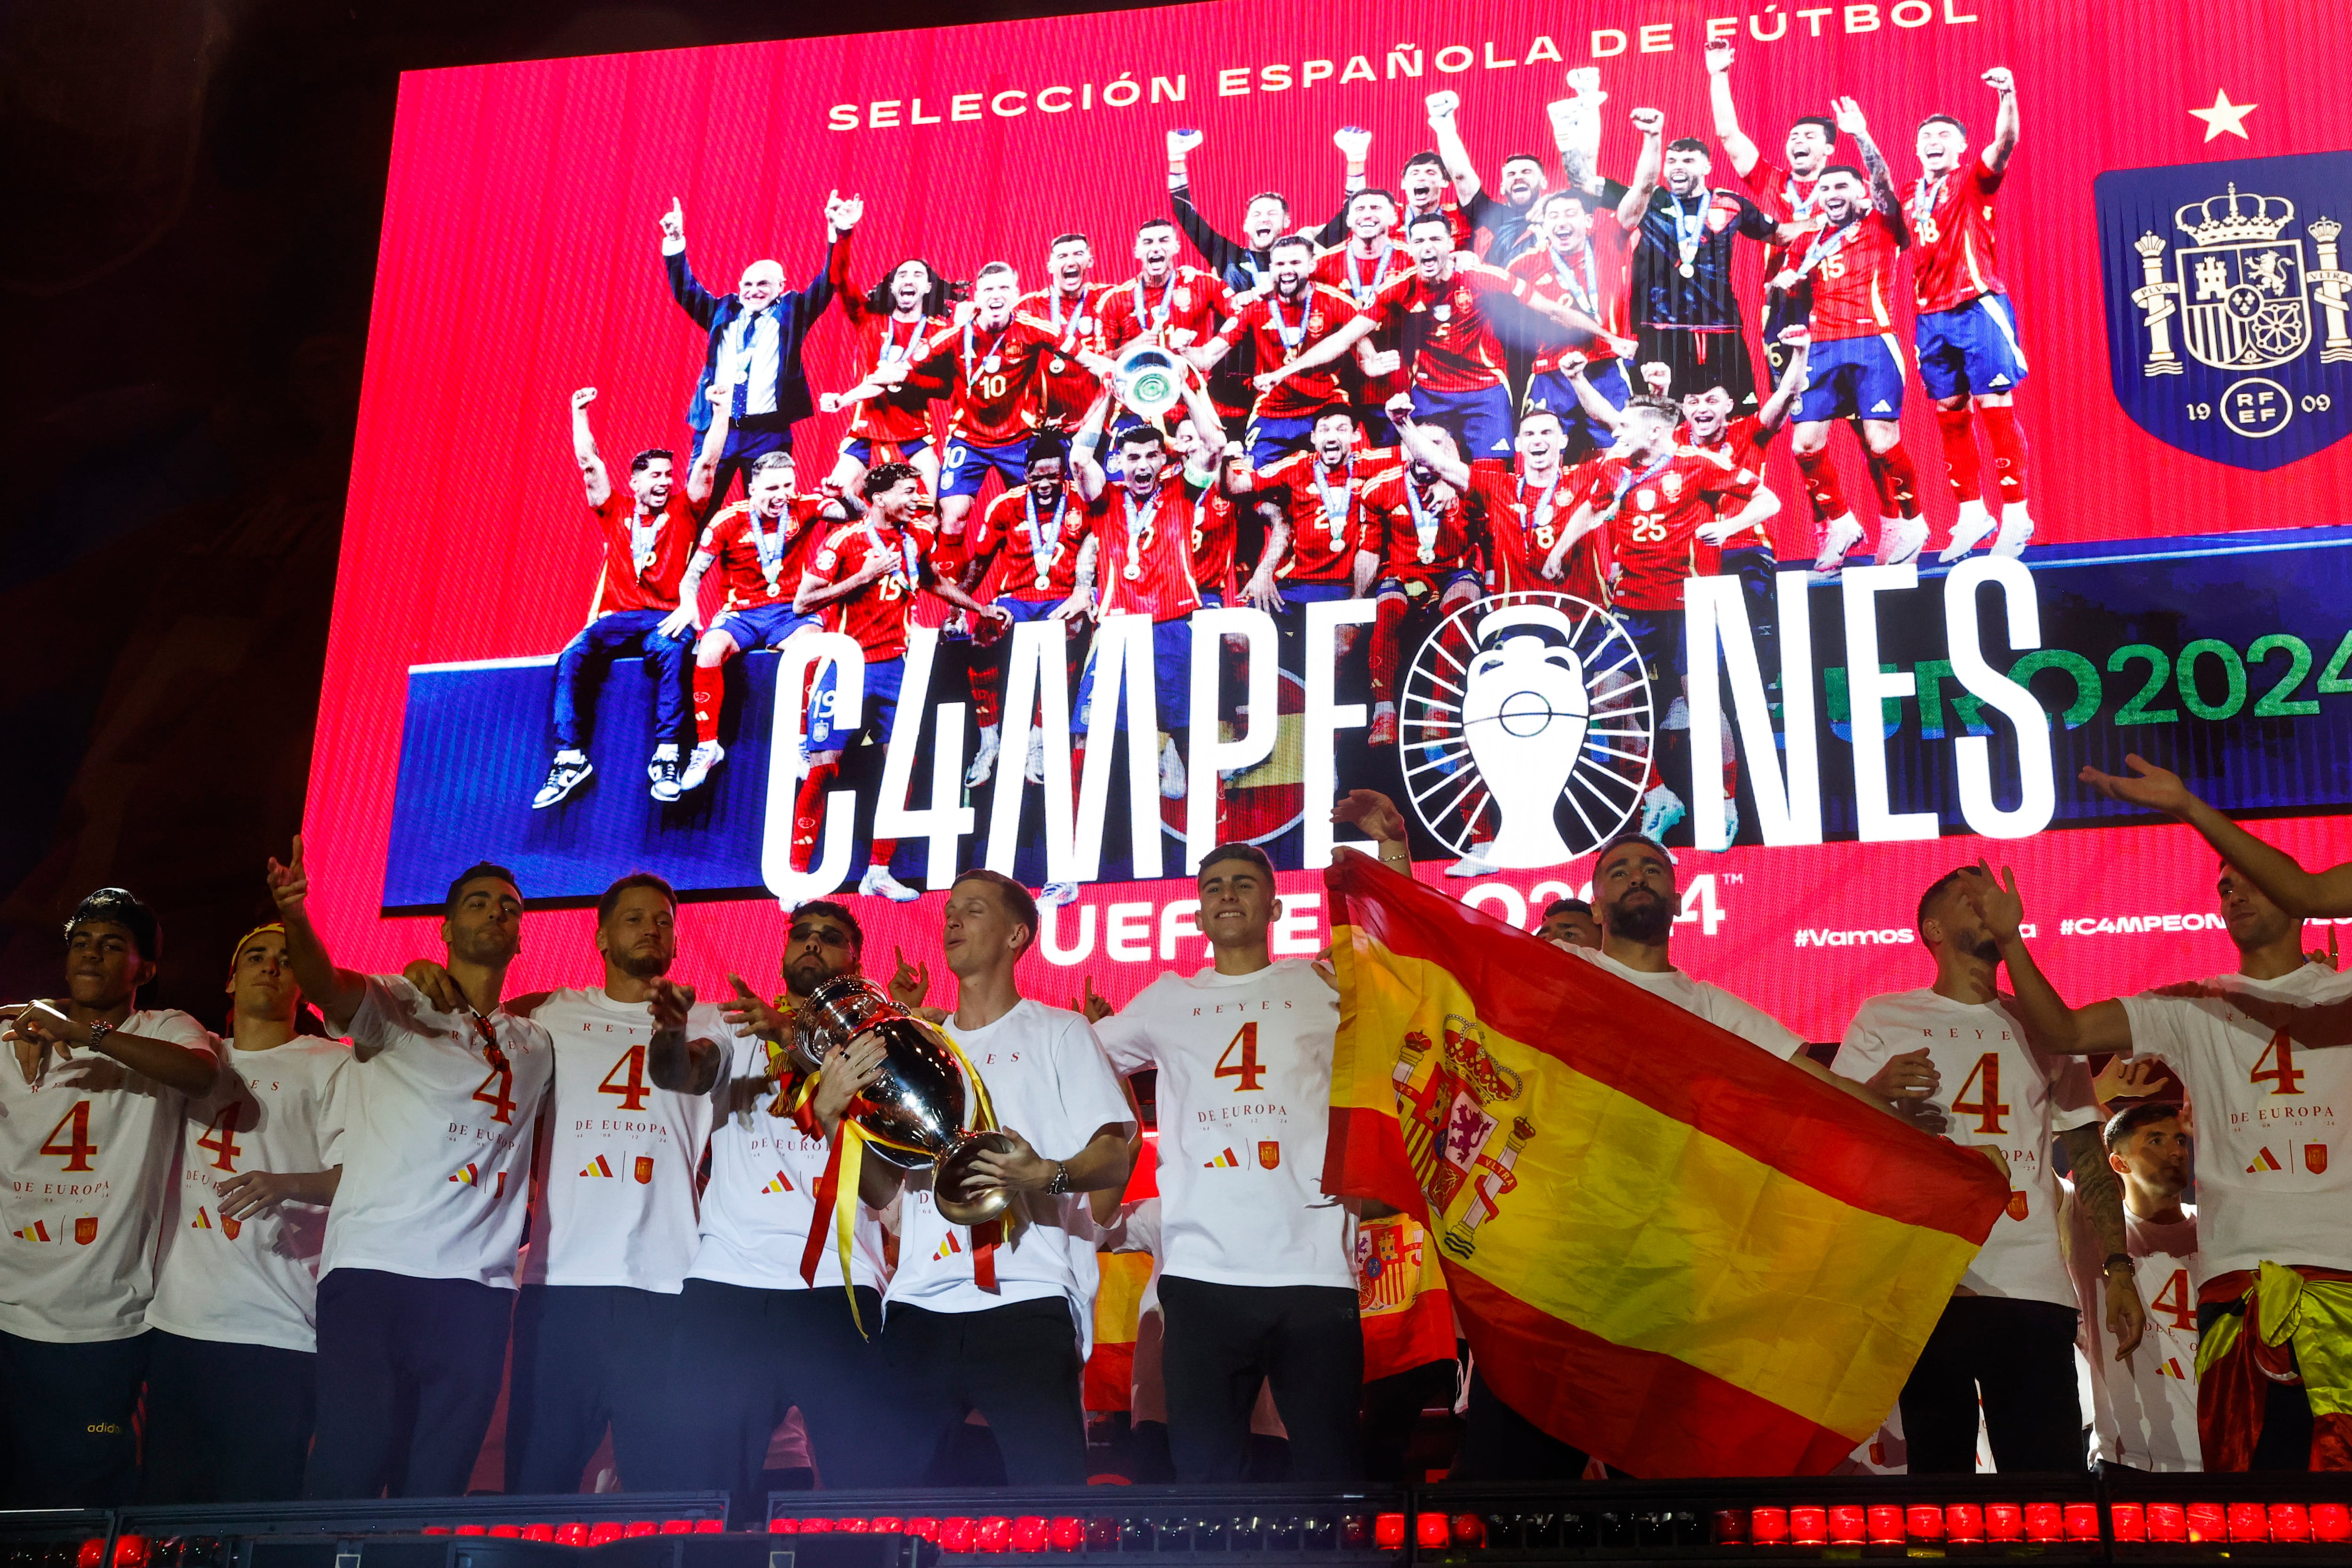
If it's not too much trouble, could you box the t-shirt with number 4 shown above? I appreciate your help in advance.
[146,1034,350,1352]
[319,976,552,1289]
[1094,960,1354,1291]
[516,988,725,1293]
[1835,989,2099,1307]
[2066,1187,2201,1472]
[0,1009,216,1344]
[2117,961,2352,1283]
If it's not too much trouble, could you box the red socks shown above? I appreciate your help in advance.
[791,762,839,872]
[1980,403,2028,507]
[1370,595,1408,704]
[1865,442,1923,519]
[692,665,725,745]
[1934,406,1983,504]
[1793,444,1853,523]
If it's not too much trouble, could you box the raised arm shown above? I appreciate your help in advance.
[1316,127,1375,245]
[265,835,368,1036]
[1564,355,1632,432]
[1981,67,2019,174]
[1704,41,1761,177]
[660,198,721,327]
[1966,861,2135,1056]
[1424,91,1484,206]
[1756,337,1811,434]
[1833,98,1906,233]
[572,387,611,510]
[1166,130,1247,272]
[1615,108,1666,230]
[1546,68,1609,198]
[1069,388,1113,504]
[1398,413,1471,491]
[2082,755,2352,917]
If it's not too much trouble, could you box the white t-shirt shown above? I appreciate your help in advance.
[1094,961,1354,1291]
[145,1033,350,1352]
[885,999,1135,1353]
[686,1028,889,1295]
[0,1009,216,1343]
[518,988,723,1292]
[2066,1187,2201,1472]
[1565,945,1805,1059]
[2118,961,2352,1282]
[1835,988,2099,1307]
[318,976,552,1289]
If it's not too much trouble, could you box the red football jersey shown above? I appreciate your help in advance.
[1903,159,2008,315]
[1359,466,1482,584]
[1368,262,1529,393]
[972,484,1085,602]
[590,489,696,615]
[1391,196,1476,253]
[1017,283,1112,431]
[1190,483,1243,602]
[1507,221,1635,373]
[1086,476,1203,623]
[704,496,834,612]
[840,292,942,448]
[1314,240,1414,412]
[809,519,928,661]
[1097,267,1235,354]
[906,314,1057,445]
[1467,460,1604,602]
[1685,414,1778,563]
[1220,283,1362,421]
[1789,210,1906,342]
[1255,450,1381,584]
[1738,160,1831,294]
[1589,447,1760,612]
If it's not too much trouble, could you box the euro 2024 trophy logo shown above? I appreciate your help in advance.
[2099,152,2352,469]
[1396,592,1655,869]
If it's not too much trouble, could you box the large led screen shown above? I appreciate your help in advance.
[306,0,2352,1037]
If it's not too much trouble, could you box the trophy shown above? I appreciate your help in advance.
[787,975,1017,1225]
[1112,340,1187,424]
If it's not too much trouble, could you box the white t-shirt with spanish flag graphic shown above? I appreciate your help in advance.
[318,976,551,1290]
[145,1033,350,1352]
[1835,988,2100,1308]
[684,1027,888,1295]
[1093,960,1355,1291]
[0,1008,216,1344]
[2118,960,2352,1284]
[517,988,722,1293]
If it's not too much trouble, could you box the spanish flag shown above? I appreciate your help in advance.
[1322,851,2009,1477]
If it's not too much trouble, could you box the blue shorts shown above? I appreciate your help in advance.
[838,435,935,467]
[807,655,906,752]
[1376,568,1483,601]
[1613,608,1687,681]
[1076,618,1192,734]
[1522,360,1631,454]
[1795,335,1907,424]
[991,594,1067,626]
[939,437,1033,500]
[711,604,818,652]
[1914,294,2029,402]
[1279,582,1356,612]
[1408,384,1517,459]
[1246,415,1319,468]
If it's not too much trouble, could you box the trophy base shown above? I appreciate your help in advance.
[934,1130,1020,1226]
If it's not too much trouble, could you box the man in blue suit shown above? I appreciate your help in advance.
[662,191,858,510]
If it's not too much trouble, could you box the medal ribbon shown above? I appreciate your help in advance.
[1792,217,1860,281]
[1404,473,1446,560]
[1130,275,1174,335]
[1345,242,1393,305]
[1025,485,1069,575]
[1311,457,1354,542]
[1908,174,1947,232]
[1267,289,1310,356]
[1547,241,1598,317]
[1673,195,1708,273]
[1602,451,1676,521]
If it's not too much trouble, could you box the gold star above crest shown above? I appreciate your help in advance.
[2188,89,2257,142]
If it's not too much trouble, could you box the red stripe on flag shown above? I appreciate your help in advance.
[1083,1342,1136,1412]
[1453,1270,1857,1477]
[1326,853,2004,1239]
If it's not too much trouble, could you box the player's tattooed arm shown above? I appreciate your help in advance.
[2061,1120,2149,1360]
[1982,67,2019,173]
[1703,42,1761,178]
[571,387,612,510]
[1833,97,1905,233]
[1423,91,1483,205]
[660,550,712,641]
[1615,107,1667,230]
[646,977,725,1095]
[1965,861,2136,1057]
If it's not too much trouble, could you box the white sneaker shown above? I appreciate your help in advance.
[1875,516,1929,567]
[858,864,921,903]
[647,745,682,804]
[1039,881,1081,908]
[966,725,1002,788]
[1991,507,2035,557]
[1640,784,1687,841]
[1025,731,1047,784]
[533,751,593,809]
[1937,500,1997,562]
[1698,798,1739,852]
[645,744,679,783]
[1158,736,1187,801]
[1445,845,1498,879]
[1810,513,1866,574]
[679,739,725,792]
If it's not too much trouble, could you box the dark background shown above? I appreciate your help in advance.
[0,0,1171,1020]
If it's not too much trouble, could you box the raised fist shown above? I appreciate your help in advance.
[1332,125,1373,161]
[1704,40,1734,74]
[1166,127,1204,159]
[572,387,597,409]
[1629,106,1665,137]
[1425,90,1461,121]
[1564,66,1604,99]
[1982,66,2014,94]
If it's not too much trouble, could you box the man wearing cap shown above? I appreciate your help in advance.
[1,888,219,1505]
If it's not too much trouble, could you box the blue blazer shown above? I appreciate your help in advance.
[666,238,841,437]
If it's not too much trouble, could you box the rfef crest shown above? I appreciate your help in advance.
[2098,152,2352,469]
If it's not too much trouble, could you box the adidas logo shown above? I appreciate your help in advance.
[1990,374,2011,386]
[1204,1147,1241,1169]
[451,1163,481,1185]
[10,1221,56,1242]
[1869,399,1893,413]
[581,1155,615,1179]
[933,1232,964,1261]
[191,1208,214,1230]
[761,1171,795,1194]
[2247,1147,2283,1173]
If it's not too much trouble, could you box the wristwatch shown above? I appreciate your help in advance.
[83,1020,115,1054]
[1046,1160,1074,1196]
[2103,1252,2133,1275]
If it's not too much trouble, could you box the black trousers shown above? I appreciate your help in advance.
[1158,1276,1364,1483]
[141,1331,316,1502]
[1450,1365,1594,1481]
[882,1297,1088,1486]
[0,1330,148,1507]
[1637,322,1760,407]
[506,1284,678,1495]
[635,1280,896,1520]
[304,1268,514,1499]
[1361,1357,1456,1484]
[2198,1299,2319,1471]
[1901,1295,2084,1473]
